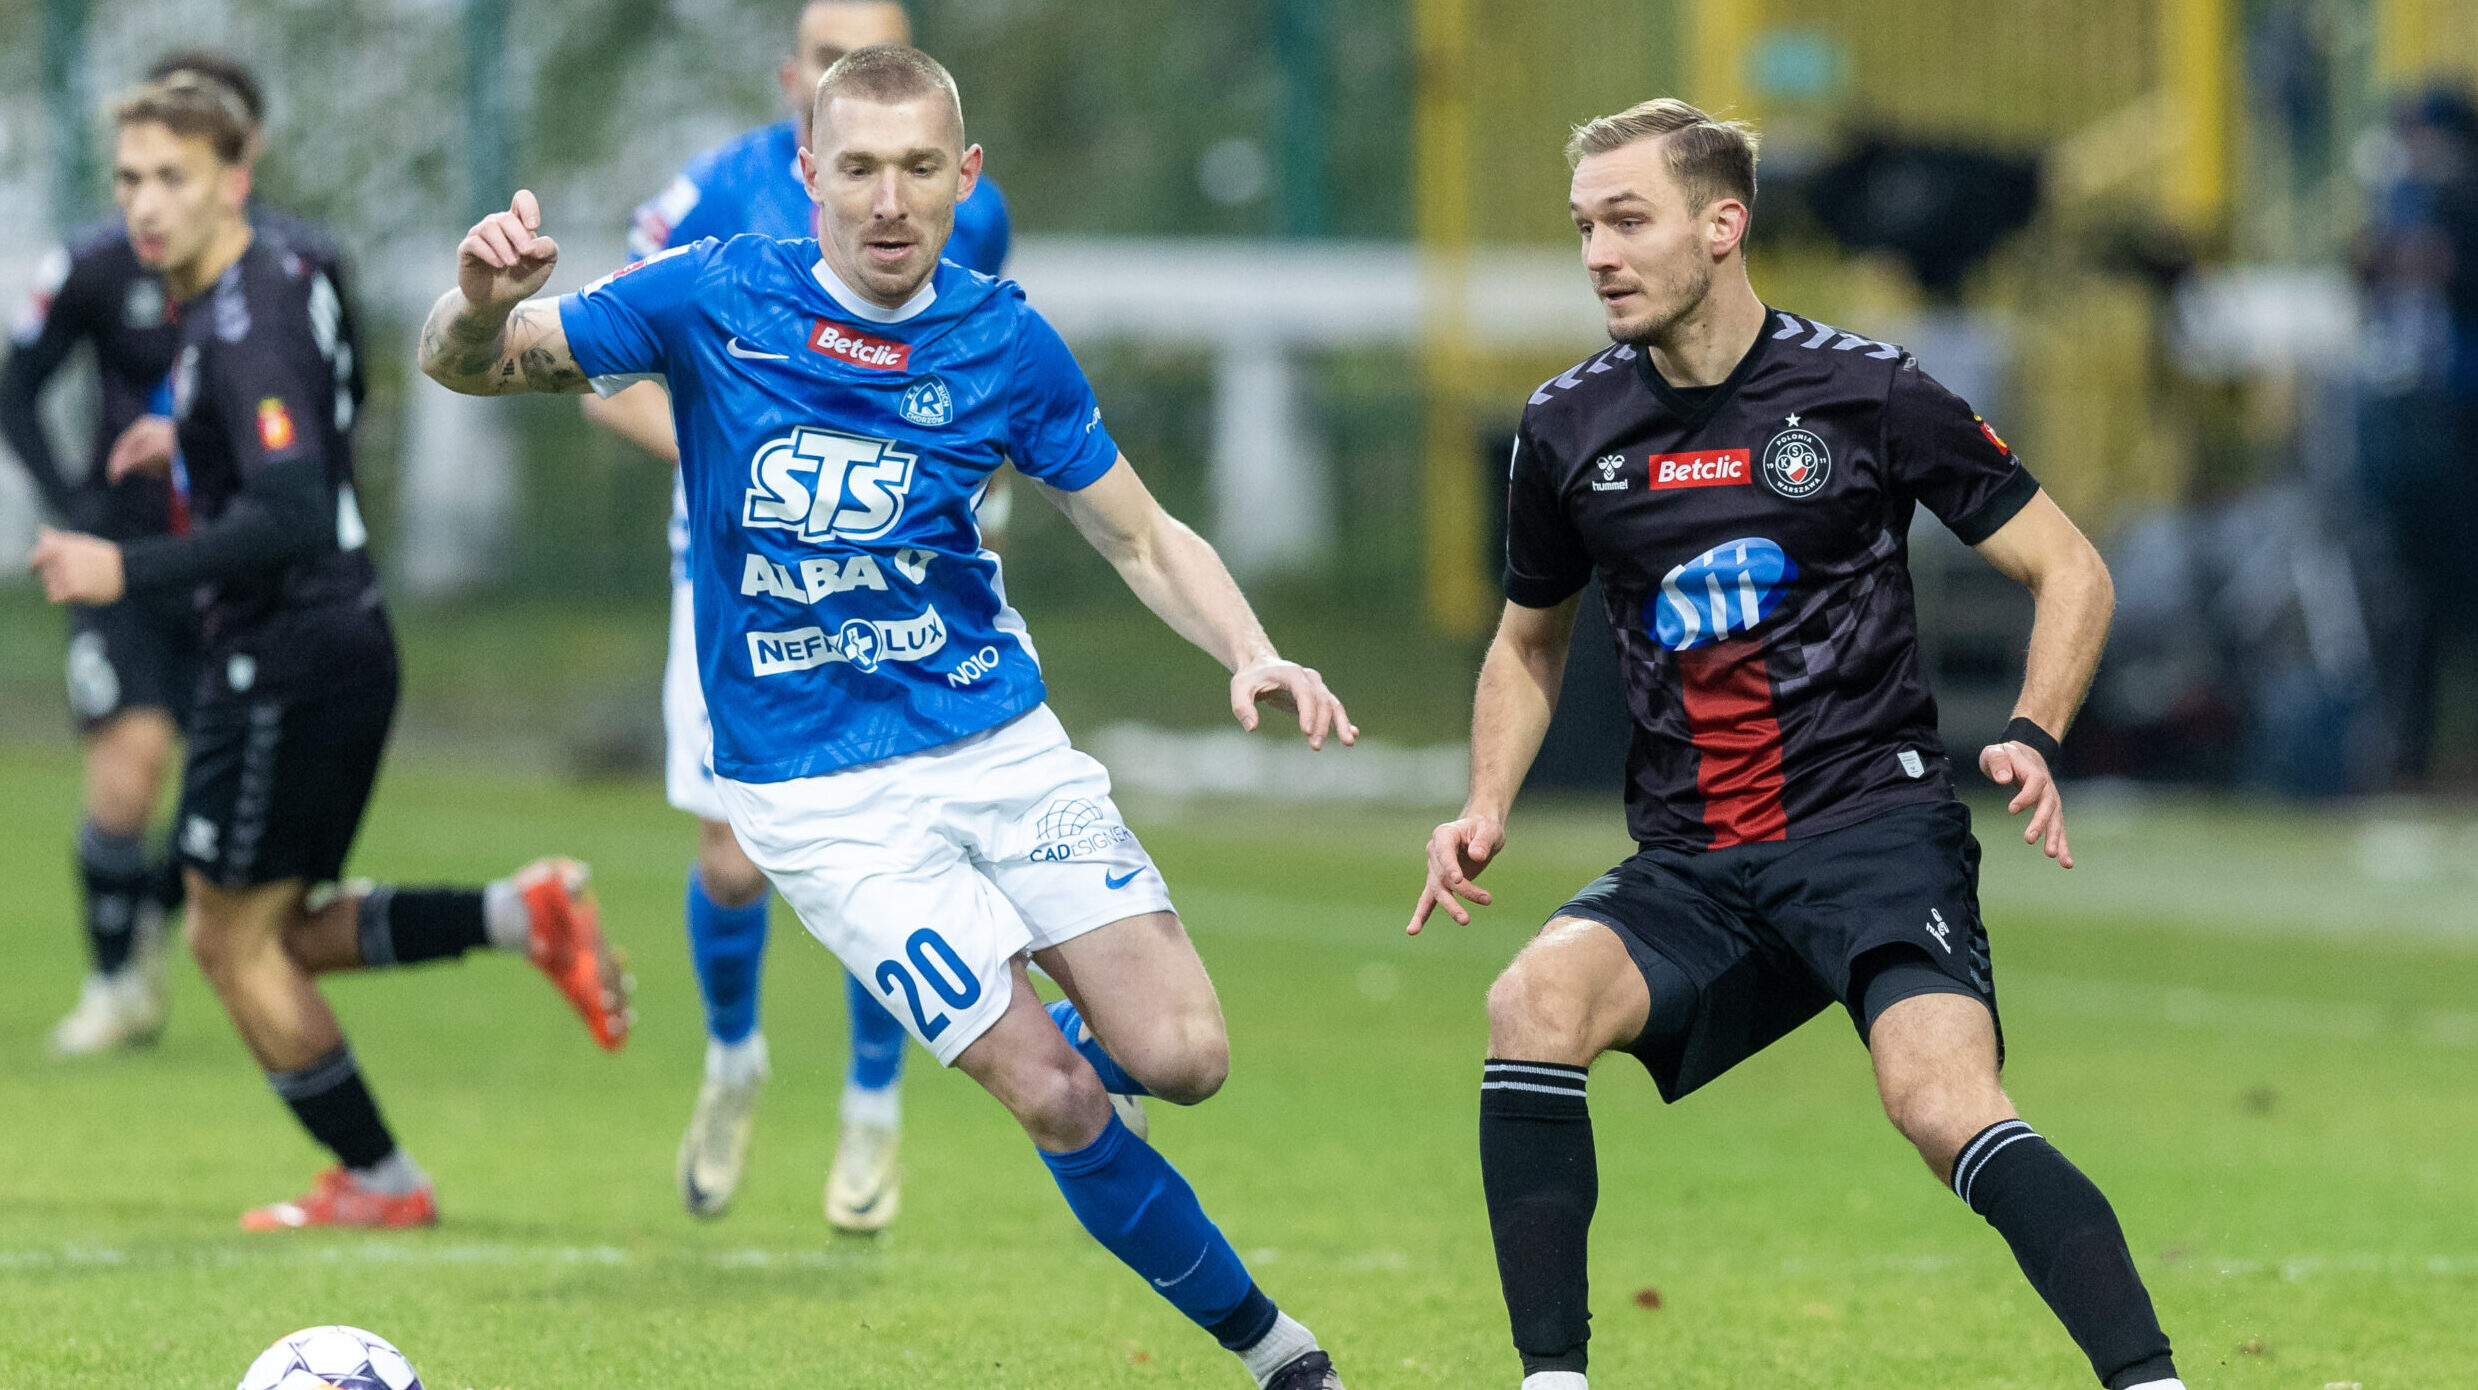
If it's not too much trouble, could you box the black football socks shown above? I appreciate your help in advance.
[77,820,150,975]
[1480,1059,1597,1377]
[268,1044,398,1171]
[354,886,491,967]
[1951,1119,2177,1388]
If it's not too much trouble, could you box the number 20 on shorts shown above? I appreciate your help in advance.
[875,927,982,1041]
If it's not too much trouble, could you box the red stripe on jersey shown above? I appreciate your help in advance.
[1677,635,1788,846]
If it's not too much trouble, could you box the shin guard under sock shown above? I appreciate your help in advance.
[77,821,149,975]
[1481,1060,1596,1377]
[845,969,908,1091]
[686,872,768,1045]
[268,1044,398,1170]
[354,887,489,967]
[1040,1114,1266,1340]
[1952,1120,2176,1389]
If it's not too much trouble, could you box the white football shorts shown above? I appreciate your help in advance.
[662,577,729,822]
[715,704,1174,1065]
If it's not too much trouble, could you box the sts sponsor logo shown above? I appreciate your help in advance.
[1760,414,1830,498]
[743,425,916,542]
[1645,536,1797,651]
[900,375,954,427]
[1029,797,1134,862]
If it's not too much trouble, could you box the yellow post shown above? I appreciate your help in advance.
[1415,0,1489,636]
[2158,0,2233,234]
[1689,0,1760,117]
[2375,0,2433,88]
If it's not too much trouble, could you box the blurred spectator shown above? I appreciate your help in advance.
[2353,86,2478,787]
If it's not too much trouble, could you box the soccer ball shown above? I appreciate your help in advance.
[237,1326,423,1390]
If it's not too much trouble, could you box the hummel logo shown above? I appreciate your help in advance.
[1104,868,1140,891]
[725,337,788,360]
[1925,907,1952,953]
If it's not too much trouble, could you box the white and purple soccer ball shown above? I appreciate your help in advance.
[237,1325,422,1390]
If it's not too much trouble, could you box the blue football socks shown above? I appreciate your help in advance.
[845,969,909,1091]
[1046,997,1152,1097]
[684,871,768,1045]
[1040,1113,1276,1349]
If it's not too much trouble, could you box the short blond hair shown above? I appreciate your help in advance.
[813,42,964,148]
[1566,98,1759,211]
[113,74,252,165]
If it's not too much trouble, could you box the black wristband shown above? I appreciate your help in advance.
[2003,716,2062,766]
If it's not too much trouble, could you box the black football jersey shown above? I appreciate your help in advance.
[1505,308,2038,852]
[165,238,383,669]
[1,206,361,544]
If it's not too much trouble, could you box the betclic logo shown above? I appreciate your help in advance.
[1648,448,1750,490]
[742,425,916,542]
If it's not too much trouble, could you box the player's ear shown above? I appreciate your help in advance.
[956,144,983,202]
[224,161,253,213]
[779,55,805,110]
[797,146,821,199]
[1707,197,1749,260]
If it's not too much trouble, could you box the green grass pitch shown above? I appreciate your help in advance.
[2,738,2474,1387]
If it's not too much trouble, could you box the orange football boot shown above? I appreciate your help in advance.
[240,1166,438,1231]
[518,857,631,1050]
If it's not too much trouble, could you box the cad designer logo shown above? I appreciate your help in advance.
[900,375,954,428]
[1029,797,1134,862]
[1760,414,1831,499]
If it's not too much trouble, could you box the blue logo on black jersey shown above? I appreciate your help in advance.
[900,375,954,428]
[1647,537,1797,651]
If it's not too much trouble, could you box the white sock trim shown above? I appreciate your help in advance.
[1238,1312,1316,1387]
[839,1077,900,1129]
[705,1033,770,1085]
[1521,1374,1588,1390]
[2117,1381,2183,1390]
[348,1148,426,1196]
[481,879,529,953]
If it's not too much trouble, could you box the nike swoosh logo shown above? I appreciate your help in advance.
[1104,868,1140,890]
[725,337,788,360]
[1151,1245,1210,1289]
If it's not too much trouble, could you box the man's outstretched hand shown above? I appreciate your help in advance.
[1408,813,1505,935]
[27,526,125,605]
[1980,739,2072,868]
[1231,658,1356,752]
[457,189,559,310]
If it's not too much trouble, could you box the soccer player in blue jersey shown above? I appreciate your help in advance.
[421,43,1350,1390]
[580,0,1013,1233]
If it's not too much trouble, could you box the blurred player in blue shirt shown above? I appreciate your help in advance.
[581,0,1009,1233]
[424,44,1351,1389]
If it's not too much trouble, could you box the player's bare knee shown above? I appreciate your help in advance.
[1138,1026,1229,1106]
[695,822,768,907]
[1880,1078,2006,1173]
[1006,1051,1112,1150]
[1486,961,1598,1065]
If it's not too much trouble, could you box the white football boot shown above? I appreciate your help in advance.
[677,1036,768,1218]
[824,1112,901,1233]
[48,960,166,1057]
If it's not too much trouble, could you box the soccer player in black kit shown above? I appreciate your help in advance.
[1,49,360,1056]
[28,77,631,1230]
[1407,101,2183,1390]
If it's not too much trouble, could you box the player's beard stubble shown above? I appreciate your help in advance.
[1602,253,1713,352]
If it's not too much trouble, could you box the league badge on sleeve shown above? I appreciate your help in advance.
[1760,413,1831,499]
[900,375,954,428]
[257,397,298,452]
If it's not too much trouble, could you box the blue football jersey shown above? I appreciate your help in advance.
[558,238,1118,781]
[629,118,1012,582]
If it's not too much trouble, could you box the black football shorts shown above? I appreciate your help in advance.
[63,592,202,733]
[1554,798,1999,1102]
[175,664,398,890]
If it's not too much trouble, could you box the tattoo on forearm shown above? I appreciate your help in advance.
[519,345,587,393]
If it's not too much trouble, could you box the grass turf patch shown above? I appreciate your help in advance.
[1,740,2473,1386]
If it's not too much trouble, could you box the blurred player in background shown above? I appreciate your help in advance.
[28,78,631,1231]
[2,49,360,1057]
[583,0,1012,1231]
[1409,101,2182,1390]
[423,44,1350,1389]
